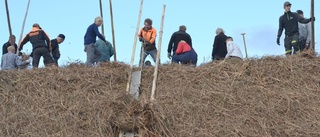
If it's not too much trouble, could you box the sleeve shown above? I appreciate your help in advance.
[188,34,192,47]
[2,43,7,55]
[296,13,311,24]
[277,16,284,38]
[149,28,157,44]
[167,33,175,53]
[138,29,143,38]
[94,26,106,42]
[225,43,234,58]
[306,22,312,44]
[212,35,219,57]
[15,55,27,66]
[18,34,30,51]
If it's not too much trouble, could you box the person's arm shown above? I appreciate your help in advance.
[212,35,219,57]
[277,16,284,38]
[296,13,311,24]
[149,28,157,44]
[110,42,114,57]
[14,55,28,67]
[188,34,192,47]
[225,42,234,58]
[1,55,4,68]
[2,43,7,55]
[42,31,51,51]
[94,25,106,42]
[18,34,30,51]
[167,33,175,53]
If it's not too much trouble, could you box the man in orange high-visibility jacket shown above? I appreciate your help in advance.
[138,18,157,66]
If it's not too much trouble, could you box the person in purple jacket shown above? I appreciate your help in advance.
[84,16,107,66]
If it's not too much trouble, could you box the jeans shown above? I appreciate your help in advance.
[85,43,102,66]
[172,48,198,65]
[139,47,157,66]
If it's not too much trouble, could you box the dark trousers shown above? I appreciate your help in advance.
[299,39,307,51]
[33,47,54,68]
[284,33,299,55]
[172,48,198,65]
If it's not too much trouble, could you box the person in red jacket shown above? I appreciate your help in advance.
[172,40,197,65]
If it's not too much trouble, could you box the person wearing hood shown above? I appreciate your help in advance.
[19,23,54,68]
[277,1,315,55]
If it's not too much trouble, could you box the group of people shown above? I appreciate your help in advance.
[1,1,316,70]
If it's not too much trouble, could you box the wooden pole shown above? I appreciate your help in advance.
[151,5,166,101]
[109,0,117,62]
[310,0,315,51]
[5,0,14,46]
[241,33,248,59]
[126,0,144,92]
[99,0,105,35]
[17,0,31,55]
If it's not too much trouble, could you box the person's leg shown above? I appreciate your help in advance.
[32,49,41,68]
[284,36,292,56]
[149,49,158,63]
[93,45,102,63]
[41,47,54,67]
[291,33,300,54]
[299,39,306,52]
[85,43,95,66]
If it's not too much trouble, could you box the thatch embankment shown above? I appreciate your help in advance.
[1,55,320,137]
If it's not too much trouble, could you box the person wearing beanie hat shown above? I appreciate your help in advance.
[277,1,315,55]
[296,10,312,51]
[50,34,65,66]
[18,23,54,68]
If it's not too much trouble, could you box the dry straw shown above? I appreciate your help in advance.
[1,54,320,137]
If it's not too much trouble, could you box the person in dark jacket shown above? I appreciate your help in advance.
[19,23,54,68]
[2,35,18,55]
[167,25,192,59]
[84,16,106,66]
[212,28,227,61]
[50,34,65,66]
[277,1,315,55]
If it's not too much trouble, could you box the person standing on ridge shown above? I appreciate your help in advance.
[277,1,315,55]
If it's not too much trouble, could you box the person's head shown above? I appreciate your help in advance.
[144,18,153,30]
[215,28,224,35]
[145,60,152,66]
[226,36,233,43]
[179,25,187,32]
[8,35,16,43]
[94,16,103,26]
[32,23,42,29]
[7,45,15,53]
[283,1,291,12]
[57,34,65,44]
[297,10,304,18]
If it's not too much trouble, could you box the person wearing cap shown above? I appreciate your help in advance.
[19,23,54,68]
[296,10,312,51]
[84,16,106,66]
[212,28,228,61]
[2,35,18,55]
[225,36,243,60]
[277,1,315,55]
[1,46,30,70]
[172,40,198,65]
[49,34,65,66]
[167,25,192,60]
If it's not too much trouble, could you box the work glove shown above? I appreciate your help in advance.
[139,37,143,42]
[167,52,172,59]
[309,17,316,22]
[277,37,280,46]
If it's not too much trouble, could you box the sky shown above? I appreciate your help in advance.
[0,0,319,67]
